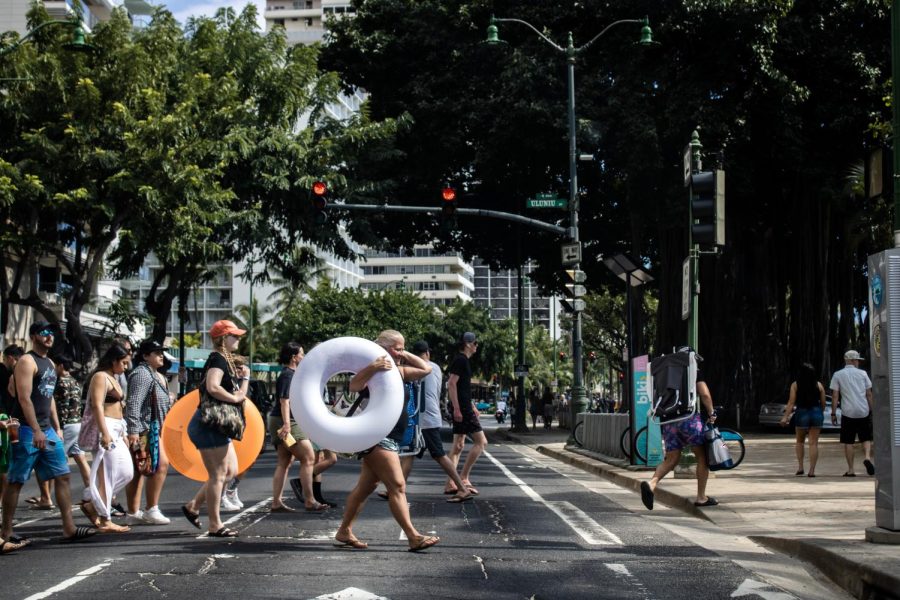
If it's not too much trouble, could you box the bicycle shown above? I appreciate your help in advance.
[572,420,585,447]
[621,423,745,468]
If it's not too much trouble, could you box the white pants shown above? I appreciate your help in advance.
[88,417,134,518]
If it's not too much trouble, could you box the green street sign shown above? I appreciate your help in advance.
[527,196,567,209]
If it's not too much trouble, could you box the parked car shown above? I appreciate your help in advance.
[758,396,841,431]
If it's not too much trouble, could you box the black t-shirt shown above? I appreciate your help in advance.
[0,364,14,415]
[201,352,238,397]
[271,367,294,418]
[448,353,473,410]
[11,352,56,429]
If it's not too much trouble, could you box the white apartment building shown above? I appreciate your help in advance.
[1,0,119,35]
[472,258,561,335]
[360,246,474,306]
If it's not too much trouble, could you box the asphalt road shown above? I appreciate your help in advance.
[2,422,849,600]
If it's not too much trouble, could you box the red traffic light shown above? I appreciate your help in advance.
[558,352,567,360]
[442,187,456,202]
[312,181,327,196]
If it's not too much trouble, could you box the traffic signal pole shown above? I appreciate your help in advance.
[687,130,703,350]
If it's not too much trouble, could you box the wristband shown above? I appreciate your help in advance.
[240,376,250,381]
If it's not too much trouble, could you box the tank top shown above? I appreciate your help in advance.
[11,351,57,429]
[795,381,819,409]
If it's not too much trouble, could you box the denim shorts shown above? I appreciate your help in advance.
[7,426,70,484]
[794,406,824,429]
[661,413,705,452]
[356,437,400,459]
[187,409,231,450]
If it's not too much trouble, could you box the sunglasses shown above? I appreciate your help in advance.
[38,329,54,337]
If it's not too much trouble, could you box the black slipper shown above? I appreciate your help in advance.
[289,478,304,503]
[640,481,654,510]
[843,472,856,477]
[376,491,389,501]
[864,459,875,476]
[181,505,201,529]
[208,527,238,538]
[693,497,719,507]
[60,526,97,543]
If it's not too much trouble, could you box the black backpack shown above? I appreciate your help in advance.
[649,351,698,424]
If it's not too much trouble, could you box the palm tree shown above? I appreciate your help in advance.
[267,245,328,311]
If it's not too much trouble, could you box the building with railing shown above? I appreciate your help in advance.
[360,246,474,306]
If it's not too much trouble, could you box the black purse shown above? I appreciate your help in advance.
[198,355,246,440]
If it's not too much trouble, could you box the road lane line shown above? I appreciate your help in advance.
[196,497,272,539]
[22,560,113,600]
[483,448,622,545]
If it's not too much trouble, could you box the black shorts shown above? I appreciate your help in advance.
[452,411,483,435]
[840,415,873,444]
[421,427,446,458]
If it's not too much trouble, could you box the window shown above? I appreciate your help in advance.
[306,17,313,26]
[274,18,285,26]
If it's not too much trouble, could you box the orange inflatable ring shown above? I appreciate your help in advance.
[163,389,265,482]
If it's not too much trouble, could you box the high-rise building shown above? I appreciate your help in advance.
[1,0,119,36]
[472,258,560,334]
[360,246,474,306]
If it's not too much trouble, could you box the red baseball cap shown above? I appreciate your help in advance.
[209,320,246,339]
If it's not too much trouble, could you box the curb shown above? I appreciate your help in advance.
[750,536,900,600]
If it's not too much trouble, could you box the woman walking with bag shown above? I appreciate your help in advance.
[181,320,249,538]
[123,340,173,525]
[82,343,132,533]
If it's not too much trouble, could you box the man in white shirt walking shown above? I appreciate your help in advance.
[829,350,875,477]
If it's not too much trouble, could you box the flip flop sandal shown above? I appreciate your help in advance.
[181,505,202,530]
[333,537,368,550]
[640,481,654,510]
[376,491,389,501]
[795,470,804,476]
[30,503,54,511]
[60,526,97,543]
[270,505,296,513]
[290,478,305,503]
[25,497,40,505]
[443,487,459,495]
[446,494,473,503]
[1,539,29,554]
[693,497,719,507]
[305,502,329,512]
[208,527,238,538]
[110,502,127,517]
[97,523,131,534]
[864,459,875,476]
[408,535,440,552]
[843,472,857,477]
[8,535,28,544]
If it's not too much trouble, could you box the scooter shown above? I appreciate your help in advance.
[495,408,506,424]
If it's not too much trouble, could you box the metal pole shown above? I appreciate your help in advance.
[566,34,588,442]
[687,130,702,350]
[894,0,900,248]
[178,295,186,397]
[248,264,254,372]
[514,263,528,432]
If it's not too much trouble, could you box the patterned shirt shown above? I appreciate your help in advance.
[54,374,83,425]
[125,363,172,435]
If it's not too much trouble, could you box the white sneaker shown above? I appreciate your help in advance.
[141,506,171,525]
[220,495,240,513]
[125,511,145,525]
[225,488,243,509]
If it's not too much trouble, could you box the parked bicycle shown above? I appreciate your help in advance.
[620,422,745,468]
[572,419,585,447]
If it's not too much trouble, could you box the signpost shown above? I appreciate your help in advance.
[514,364,530,378]
[561,242,582,265]
[681,257,691,321]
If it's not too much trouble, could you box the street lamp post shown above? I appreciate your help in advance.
[486,15,654,439]
[0,18,91,57]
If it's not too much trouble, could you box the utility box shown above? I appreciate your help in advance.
[867,249,900,531]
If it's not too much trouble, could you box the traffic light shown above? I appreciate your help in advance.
[311,180,328,224]
[588,351,597,363]
[690,169,725,246]
[440,185,457,232]
[559,351,567,361]
[560,269,586,313]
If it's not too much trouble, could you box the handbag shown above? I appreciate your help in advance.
[704,424,734,471]
[198,356,246,440]
[77,378,106,453]
[131,441,153,476]
[131,366,164,475]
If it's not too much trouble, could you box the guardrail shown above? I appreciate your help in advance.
[578,413,629,459]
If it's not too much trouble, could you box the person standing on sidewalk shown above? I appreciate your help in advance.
[445,332,486,496]
[779,362,826,477]
[640,348,718,510]
[829,350,875,477]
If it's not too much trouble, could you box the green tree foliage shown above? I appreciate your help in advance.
[322,0,892,421]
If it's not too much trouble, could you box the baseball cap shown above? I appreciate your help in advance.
[844,350,865,361]
[209,319,246,339]
[412,340,430,355]
[461,332,477,344]
[138,339,168,356]
[28,321,54,336]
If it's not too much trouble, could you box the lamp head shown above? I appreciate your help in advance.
[63,21,94,53]
[638,16,656,46]
[485,15,504,45]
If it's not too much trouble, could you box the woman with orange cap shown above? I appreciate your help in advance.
[181,320,250,538]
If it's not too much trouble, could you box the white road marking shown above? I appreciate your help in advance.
[731,579,797,600]
[605,563,631,576]
[483,448,622,545]
[309,588,390,599]
[604,563,654,599]
[22,560,114,600]
[196,497,272,538]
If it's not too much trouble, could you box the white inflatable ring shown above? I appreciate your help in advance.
[290,336,404,453]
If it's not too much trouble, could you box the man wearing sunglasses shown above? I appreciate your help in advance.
[444,332,487,496]
[1,321,95,550]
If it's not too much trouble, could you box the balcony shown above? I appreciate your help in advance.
[264,8,320,19]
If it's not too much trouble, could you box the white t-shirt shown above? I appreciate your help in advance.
[418,361,443,430]
[829,365,872,418]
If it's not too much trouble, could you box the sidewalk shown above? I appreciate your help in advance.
[490,425,900,600]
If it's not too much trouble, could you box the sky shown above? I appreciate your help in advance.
[152,1,267,30]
